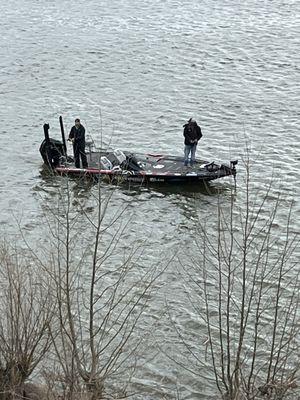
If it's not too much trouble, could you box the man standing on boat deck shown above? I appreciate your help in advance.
[68,118,88,168]
[183,118,202,166]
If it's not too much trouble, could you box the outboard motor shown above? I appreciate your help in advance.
[40,123,65,168]
[40,138,65,168]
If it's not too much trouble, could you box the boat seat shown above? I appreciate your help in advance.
[100,156,112,170]
[113,149,127,164]
[106,153,121,167]
[105,150,127,167]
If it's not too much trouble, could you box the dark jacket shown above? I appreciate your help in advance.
[183,122,202,145]
[69,125,85,144]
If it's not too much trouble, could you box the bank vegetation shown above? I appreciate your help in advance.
[0,162,299,399]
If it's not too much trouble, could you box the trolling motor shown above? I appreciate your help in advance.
[40,117,74,168]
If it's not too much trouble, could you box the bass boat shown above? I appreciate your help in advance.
[40,118,237,184]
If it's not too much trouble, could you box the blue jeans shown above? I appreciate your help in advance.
[184,144,197,165]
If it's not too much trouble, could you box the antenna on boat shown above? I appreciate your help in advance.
[59,115,67,156]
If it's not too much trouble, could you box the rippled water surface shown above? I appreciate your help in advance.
[1,0,299,398]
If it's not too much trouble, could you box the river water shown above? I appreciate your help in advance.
[1,0,299,398]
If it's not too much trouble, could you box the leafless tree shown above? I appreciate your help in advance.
[37,177,167,399]
[0,241,54,400]
[167,157,299,399]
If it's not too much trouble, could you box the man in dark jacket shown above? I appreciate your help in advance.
[68,118,88,168]
[183,118,202,166]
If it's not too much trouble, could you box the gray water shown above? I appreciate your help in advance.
[1,0,300,398]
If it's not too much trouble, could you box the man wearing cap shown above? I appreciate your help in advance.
[183,118,202,166]
[68,118,88,168]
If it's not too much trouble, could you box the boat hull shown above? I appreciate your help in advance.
[40,138,237,185]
